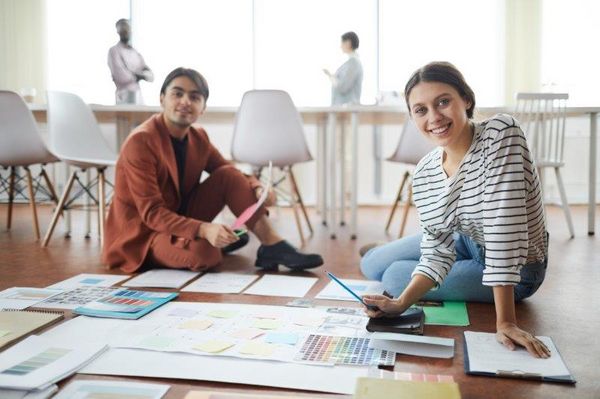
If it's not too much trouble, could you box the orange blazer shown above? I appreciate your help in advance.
[102,113,232,273]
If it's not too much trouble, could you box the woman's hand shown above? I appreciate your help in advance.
[362,295,408,318]
[496,322,551,358]
[198,223,238,248]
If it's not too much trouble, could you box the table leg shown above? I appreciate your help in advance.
[589,112,597,235]
[328,112,337,239]
[350,112,358,239]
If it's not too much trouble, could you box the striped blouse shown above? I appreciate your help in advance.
[411,114,547,287]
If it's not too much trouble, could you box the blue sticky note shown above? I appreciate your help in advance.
[264,332,299,345]
[80,278,103,285]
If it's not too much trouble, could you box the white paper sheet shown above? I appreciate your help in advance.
[53,380,170,399]
[243,275,317,298]
[315,279,384,301]
[38,303,372,394]
[0,384,57,399]
[464,331,571,377]
[46,274,130,290]
[0,336,107,391]
[369,332,455,359]
[0,288,63,310]
[122,269,200,289]
[181,273,259,294]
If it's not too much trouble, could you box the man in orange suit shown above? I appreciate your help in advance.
[102,67,323,273]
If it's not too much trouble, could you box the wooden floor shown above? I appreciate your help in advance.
[1,203,599,398]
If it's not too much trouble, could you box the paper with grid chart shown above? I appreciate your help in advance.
[46,274,130,290]
[122,269,200,289]
[181,273,259,294]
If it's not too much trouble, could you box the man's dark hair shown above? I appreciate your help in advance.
[404,61,476,119]
[341,31,359,50]
[160,67,209,101]
[115,18,129,28]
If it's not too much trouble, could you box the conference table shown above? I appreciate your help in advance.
[29,103,599,238]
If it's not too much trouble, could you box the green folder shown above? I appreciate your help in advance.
[422,301,469,326]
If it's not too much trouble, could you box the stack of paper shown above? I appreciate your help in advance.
[316,279,384,301]
[0,384,58,399]
[182,273,259,294]
[354,377,461,398]
[0,288,63,310]
[0,335,107,391]
[54,380,170,399]
[243,275,317,298]
[123,269,200,289]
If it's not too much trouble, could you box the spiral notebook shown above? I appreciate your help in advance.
[0,309,64,350]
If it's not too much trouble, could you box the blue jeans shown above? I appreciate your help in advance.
[360,233,547,303]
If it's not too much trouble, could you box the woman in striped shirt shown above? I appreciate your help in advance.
[360,62,550,358]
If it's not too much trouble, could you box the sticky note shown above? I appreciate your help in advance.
[0,330,10,337]
[253,319,282,330]
[264,332,299,345]
[229,328,264,340]
[253,311,282,319]
[139,336,176,350]
[168,308,198,317]
[293,317,324,327]
[238,342,276,356]
[178,319,213,330]
[207,310,238,319]
[194,340,234,353]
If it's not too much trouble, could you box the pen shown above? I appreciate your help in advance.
[234,229,247,237]
[326,271,379,311]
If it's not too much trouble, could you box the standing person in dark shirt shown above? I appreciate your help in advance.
[103,67,323,273]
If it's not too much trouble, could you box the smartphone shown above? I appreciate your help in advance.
[326,272,380,311]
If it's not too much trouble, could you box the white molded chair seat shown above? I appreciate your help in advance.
[386,119,436,237]
[231,90,313,245]
[0,90,60,240]
[42,91,118,247]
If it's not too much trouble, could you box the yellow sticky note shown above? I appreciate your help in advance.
[293,317,324,327]
[207,310,238,319]
[178,319,213,330]
[0,330,10,337]
[253,319,282,330]
[229,328,264,340]
[193,340,234,353]
[238,341,276,356]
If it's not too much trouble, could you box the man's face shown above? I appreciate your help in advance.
[117,21,131,43]
[160,76,206,129]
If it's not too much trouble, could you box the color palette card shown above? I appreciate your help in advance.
[38,286,120,310]
[46,274,130,290]
[0,288,64,311]
[74,289,177,320]
[294,334,396,366]
[54,379,170,399]
[0,335,107,391]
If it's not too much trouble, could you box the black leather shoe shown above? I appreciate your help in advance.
[222,233,249,255]
[255,240,323,271]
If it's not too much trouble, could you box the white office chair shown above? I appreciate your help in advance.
[42,91,118,248]
[515,92,575,238]
[385,119,436,238]
[231,90,313,245]
[0,90,60,240]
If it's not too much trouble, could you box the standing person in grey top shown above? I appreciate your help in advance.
[323,31,363,105]
[107,19,154,104]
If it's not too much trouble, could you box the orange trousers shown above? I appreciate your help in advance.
[146,166,265,271]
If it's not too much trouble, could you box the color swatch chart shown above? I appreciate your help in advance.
[98,290,154,311]
[1,348,70,375]
[295,334,395,366]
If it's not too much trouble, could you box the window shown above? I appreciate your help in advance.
[379,0,505,106]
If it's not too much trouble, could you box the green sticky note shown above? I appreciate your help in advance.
[207,310,238,319]
[253,319,282,330]
[139,335,176,350]
[423,301,469,326]
[0,330,10,338]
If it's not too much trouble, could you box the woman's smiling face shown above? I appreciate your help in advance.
[408,81,472,149]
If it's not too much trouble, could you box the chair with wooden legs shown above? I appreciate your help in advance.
[514,92,575,238]
[0,90,60,240]
[41,91,117,248]
[231,90,313,246]
[385,119,436,238]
